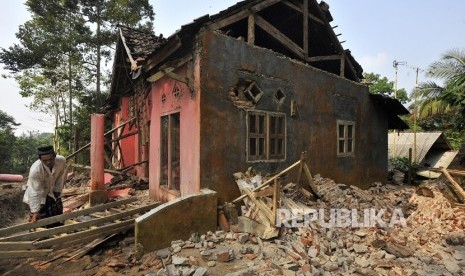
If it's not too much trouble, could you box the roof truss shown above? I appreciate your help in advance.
[206,0,359,81]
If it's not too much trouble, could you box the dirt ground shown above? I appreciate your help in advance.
[0,182,28,227]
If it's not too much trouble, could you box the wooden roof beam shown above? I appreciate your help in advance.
[281,0,325,25]
[255,15,305,59]
[306,54,342,62]
[147,55,192,83]
[145,36,182,72]
[207,0,282,30]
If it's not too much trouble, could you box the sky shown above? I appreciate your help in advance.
[1,0,464,135]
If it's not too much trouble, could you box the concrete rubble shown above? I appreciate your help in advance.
[83,175,465,276]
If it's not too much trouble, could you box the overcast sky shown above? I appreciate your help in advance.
[1,0,464,135]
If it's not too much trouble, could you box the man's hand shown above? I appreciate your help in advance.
[29,212,39,223]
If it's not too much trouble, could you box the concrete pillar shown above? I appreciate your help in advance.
[89,114,107,205]
[0,174,24,182]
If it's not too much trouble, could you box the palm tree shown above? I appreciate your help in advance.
[414,49,465,128]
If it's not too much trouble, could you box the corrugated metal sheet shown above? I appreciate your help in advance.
[388,132,444,162]
[417,150,459,178]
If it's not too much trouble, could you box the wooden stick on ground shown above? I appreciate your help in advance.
[440,167,465,202]
[0,198,137,237]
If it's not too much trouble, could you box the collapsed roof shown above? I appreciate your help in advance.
[108,0,408,130]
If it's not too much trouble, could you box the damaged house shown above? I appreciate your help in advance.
[108,0,408,204]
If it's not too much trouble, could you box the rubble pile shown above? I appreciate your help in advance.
[87,177,463,276]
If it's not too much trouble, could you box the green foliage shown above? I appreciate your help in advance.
[0,0,154,157]
[389,157,421,184]
[363,72,410,104]
[415,49,465,130]
[0,130,16,173]
[13,132,54,173]
[0,110,19,173]
[0,110,55,173]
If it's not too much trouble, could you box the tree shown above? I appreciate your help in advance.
[0,0,155,155]
[80,0,154,96]
[415,49,465,129]
[363,72,409,104]
[0,110,19,172]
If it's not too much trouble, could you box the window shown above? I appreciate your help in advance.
[160,113,180,191]
[337,120,355,156]
[247,111,286,161]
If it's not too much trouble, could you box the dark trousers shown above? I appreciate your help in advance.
[38,193,64,228]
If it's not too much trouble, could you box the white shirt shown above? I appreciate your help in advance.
[23,155,67,213]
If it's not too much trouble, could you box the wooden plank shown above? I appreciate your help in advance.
[254,187,274,198]
[296,152,306,189]
[430,168,465,177]
[272,178,280,226]
[0,241,35,251]
[163,70,189,84]
[242,188,274,223]
[303,0,308,57]
[108,130,138,143]
[68,163,125,175]
[33,220,134,249]
[1,203,158,242]
[340,52,346,77]
[146,36,182,72]
[440,167,465,201]
[303,163,319,198]
[0,249,53,259]
[208,10,250,31]
[282,0,325,25]
[306,54,342,62]
[248,14,255,45]
[207,0,281,31]
[63,193,88,210]
[147,55,192,83]
[255,15,304,59]
[121,160,148,173]
[343,54,360,81]
[0,198,137,237]
[62,234,116,263]
[233,160,301,203]
[66,118,135,160]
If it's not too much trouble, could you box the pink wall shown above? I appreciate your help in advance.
[120,97,137,169]
[148,62,201,201]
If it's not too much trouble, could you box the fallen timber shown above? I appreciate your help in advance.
[0,197,159,259]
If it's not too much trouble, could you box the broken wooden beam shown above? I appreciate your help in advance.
[233,159,301,203]
[33,220,134,249]
[440,167,465,202]
[1,203,159,242]
[242,188,274,223]
[68,163,126,175]
[303,163,319,198]
[66,118,135,160]
[272,178,281,226]
[0,249,53,259]
[0,241,35,251]
[0,198,137,237]
[430,168,465,177]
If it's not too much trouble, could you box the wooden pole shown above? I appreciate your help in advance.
[66,118,135,160]
[272,178,280,226]
[408,148,412,185]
